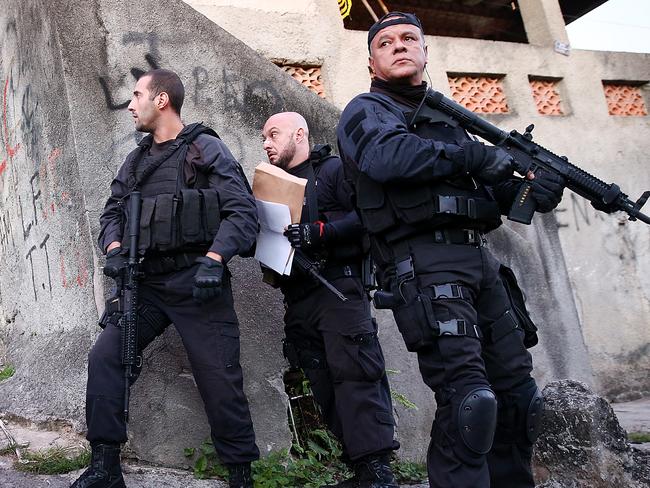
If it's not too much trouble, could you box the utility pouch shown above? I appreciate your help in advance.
[180,189,204,243]
[392,293,436,352]
[356,173,397,233]
[151,193,176,250]
[499,264,538,348]
[388,185,437,225]
[201,189,221,237]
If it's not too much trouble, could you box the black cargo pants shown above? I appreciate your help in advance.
[86,263,260,464]
[284,275,398,461]
[388,241,540,488]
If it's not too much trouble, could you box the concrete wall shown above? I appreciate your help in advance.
[0,0,637,470]
[184,0,650,401]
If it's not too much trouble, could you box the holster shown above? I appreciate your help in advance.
[499,264,539,348]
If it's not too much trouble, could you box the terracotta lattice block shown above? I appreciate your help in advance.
[603,83,648,116]
[448,75,509,113]
[530,79,564,115]
[277,64,326,98]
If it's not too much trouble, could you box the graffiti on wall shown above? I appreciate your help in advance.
[0,66,91,304]
[556,193,649,260]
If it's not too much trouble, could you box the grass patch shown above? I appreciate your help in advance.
[393,460,427,483]
[628,432,650,444]
[186,431,427,487]
[0,365,15,381]
[0,444,15,455]
[14,447,90,475]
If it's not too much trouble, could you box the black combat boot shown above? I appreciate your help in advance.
[227,462,253,488]
[322,456,399,488]
[70,443,125,488]
[354,455,399,488]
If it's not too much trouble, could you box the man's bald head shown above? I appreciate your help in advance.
[262,112,311,170]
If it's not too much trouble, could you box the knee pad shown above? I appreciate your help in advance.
[458,387,498,454]
[495,379,544,446]
[525,386,544,443]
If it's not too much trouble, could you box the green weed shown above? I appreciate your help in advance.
[15,447,90,475]
[628,432,650,443]
[0,365,15,381]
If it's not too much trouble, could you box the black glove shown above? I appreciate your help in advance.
[192,256,224,302]
[590,199,619,214]
[284,222,325,249]
[459,142,515,185]
[103,247,127,278]
[529,170,566,213]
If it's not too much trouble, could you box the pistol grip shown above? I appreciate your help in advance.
[508,182,537,225]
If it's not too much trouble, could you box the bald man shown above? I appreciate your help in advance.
[261,113,400,488]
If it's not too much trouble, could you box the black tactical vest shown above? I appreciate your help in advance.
[348,104,502,244]
[123,123,222,254]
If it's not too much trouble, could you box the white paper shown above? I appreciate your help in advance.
[254,199,295,275]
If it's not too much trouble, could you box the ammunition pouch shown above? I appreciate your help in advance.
[356,173,501,238]
[130,188,221,254]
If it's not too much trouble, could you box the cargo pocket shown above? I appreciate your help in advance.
[218,324,241,368]
[388,185,436,224]
[330,331,385,382]
[499,265,538,348]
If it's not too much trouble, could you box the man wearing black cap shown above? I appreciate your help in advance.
[337,12,565,488]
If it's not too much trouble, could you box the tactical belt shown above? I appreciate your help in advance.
[432,195,499,221]
[401,228,484,247]
[141,252,205,275]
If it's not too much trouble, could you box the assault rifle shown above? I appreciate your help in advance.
[292,251,348,302]
[121,190,142,421]
[421,90,650,225]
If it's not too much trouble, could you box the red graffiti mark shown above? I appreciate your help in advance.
[3,79,21,158]
[48,148,61,162]
[0,160,6,176]
[75,248,89,287]
[61,191,70,202]
[59,251,68,288]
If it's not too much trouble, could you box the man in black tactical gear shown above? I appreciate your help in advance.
[336,12,565,488]
[71,69,259,488]
[261,112,400,488]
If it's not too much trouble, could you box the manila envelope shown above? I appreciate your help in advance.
[252,162,307,224]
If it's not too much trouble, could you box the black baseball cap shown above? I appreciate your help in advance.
[367,11,424,52]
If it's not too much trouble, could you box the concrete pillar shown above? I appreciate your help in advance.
[518,0,569,47]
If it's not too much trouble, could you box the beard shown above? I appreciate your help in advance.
[274,138,297,171]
